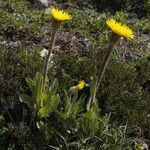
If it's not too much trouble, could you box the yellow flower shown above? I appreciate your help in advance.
[106,18,134,39]
[76,80,86,91]
[51,8,72,22]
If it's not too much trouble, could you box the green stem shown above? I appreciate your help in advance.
[67,99,76,116]
[92,34,119,105]
[43,21,60,89]
[97,34,120,87]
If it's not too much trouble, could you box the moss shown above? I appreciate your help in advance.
[53,47,150,128]
[0,0,50,40]
[97,60,142,124]
[54,52,96,90]
[0,45,42,108]
[64,9,108,39]
[0,0,150,147]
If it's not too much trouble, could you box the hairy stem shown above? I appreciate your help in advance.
[92,34,119,105]
[43,22,60,89]
[97,34,119,87]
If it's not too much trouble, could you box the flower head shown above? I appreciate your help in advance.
[51,8,72,22]
[76,80,86,91]
[106,18,134,39]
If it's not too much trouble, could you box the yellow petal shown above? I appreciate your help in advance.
[51,8,72,22]
[106,18,134,39]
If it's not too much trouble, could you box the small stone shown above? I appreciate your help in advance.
[40,48,48,58]
[34,0,49,8]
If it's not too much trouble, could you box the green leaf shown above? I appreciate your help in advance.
[83,104,99,121]
[67,91,78,115]
[86,76,97,110]
[57,112,69,120]
[64,90,72,113]
[72,95,85,117]
[64,100,71,113]
[34,72,44,108]
[19,94,34,109]
[90,76,97,97]
[72,101,84,117]
[49,78,58,96]
[38,95,60,118]
[86,97,92,111]
[43,78,59,106]
[26,77,35,93]
[0,127,8,135]
[25,72,48,109]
